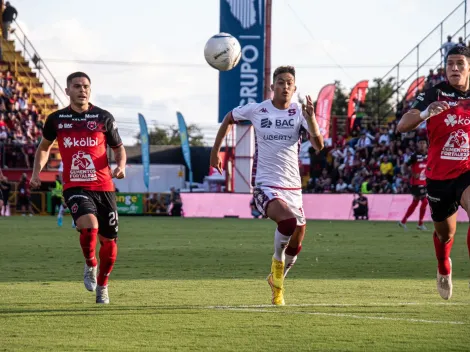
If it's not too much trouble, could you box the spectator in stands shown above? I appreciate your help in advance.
[352,192,368,220]
[380,156,394,181]
[18,173,32,216]
[169,186,183,217]
[2,2,17,40]
[441,35,455,61]
[355,132,371,159]
[335,178,349,193]
[0,175,11,216]
[458,36,465,47]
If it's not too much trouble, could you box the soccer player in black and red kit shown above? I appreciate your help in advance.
[398,45,470,300]
[399,137,429,231]
[30,72,127,304]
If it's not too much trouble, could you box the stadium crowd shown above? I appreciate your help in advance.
[0,69,45,169]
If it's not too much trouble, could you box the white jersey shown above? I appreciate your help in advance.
[232,100,309,189]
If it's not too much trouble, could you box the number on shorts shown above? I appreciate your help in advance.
[109,211,118,226]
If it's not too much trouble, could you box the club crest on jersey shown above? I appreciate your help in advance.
[87,121,97,130]
[260,118,272,128]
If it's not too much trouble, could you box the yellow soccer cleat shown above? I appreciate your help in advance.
[267,257,285,306]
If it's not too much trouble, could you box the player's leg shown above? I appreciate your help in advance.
[458,184,470,288]
[64,188,99,293]
[433,215,457,300]
[265,199,296,306]
[283,191,306,278]
[427,178,458,300]
[0,198,3,217]
[284,225,305,278]
[399,190,419,229]
[417,194,429,230]
[95,192,119,304]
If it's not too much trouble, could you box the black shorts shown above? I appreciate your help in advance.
[426,171,470,222]
[64,188,118,239]
[410,185,427,198]
[18,196,30,207]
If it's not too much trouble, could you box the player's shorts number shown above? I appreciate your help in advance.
[109,211,118,226]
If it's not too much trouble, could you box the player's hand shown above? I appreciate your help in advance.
[210,151,223,174]
[30,174,41,189]
[302,95,315,119]
[427,101,451,118]
[112,166,125,179]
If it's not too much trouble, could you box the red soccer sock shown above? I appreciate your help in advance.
[79,228,98,267]
[467,227,470,259]
[433,232,454,275]
[418,198,428,226]
[97,240,118,287]
[402,199,419,224]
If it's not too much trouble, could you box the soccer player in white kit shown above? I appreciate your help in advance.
[210,66,324,305]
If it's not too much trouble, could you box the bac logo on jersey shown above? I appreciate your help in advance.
[63,137,99,148]
[58,123,73,129]
[260,118,272,128]
[275,119,294,129]
[87,121,98,130]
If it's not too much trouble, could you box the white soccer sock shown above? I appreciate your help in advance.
[58,205,64,219]
[284,254,297,278]
[273,229,290,262]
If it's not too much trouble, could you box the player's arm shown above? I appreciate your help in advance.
[302,95,324,151]
[105,113,127,179]
[211,104,255,174]
[31,115,56,188]
[397,90,449,133]
[210,112,235,174]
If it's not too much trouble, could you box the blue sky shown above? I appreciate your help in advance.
[12,0,466,144]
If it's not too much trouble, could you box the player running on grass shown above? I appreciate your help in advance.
[30,72,126,304]
[398,45,470,300]
[398,137,429,231]
[210,66,324,305]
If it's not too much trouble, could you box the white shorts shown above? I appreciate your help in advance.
[253,186,306,226]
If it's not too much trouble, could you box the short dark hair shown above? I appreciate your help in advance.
[66,72,91,87]
[272,65,295,82]
[446,45,470,60]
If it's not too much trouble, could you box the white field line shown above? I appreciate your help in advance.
[205,302,470,309]
[204,307,465,325]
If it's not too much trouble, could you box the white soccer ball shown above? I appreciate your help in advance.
[204,33,242,71]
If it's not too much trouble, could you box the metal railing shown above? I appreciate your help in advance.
[377,1,468,121]
[10,20,68,109]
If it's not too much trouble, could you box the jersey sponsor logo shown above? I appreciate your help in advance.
[288,108,296,116]
[85,114,99,118]
[444,114,470,126]
[58,123,73,129]
[260,118,272,128]
[59,114,73,118]
[112,121,117,130]
[70,151,97,182]
[416,93,425,101]
[275,119,295,129]
[440,91,455,97]
[63,137,99,148]
[87,121,98,130]
[263,135,292,141]
[445,114,457,127]
[441,129,470,160]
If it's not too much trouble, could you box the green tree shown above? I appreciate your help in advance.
[364,77,396,121]
[136,124,206,146]
[331,81,348,117]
